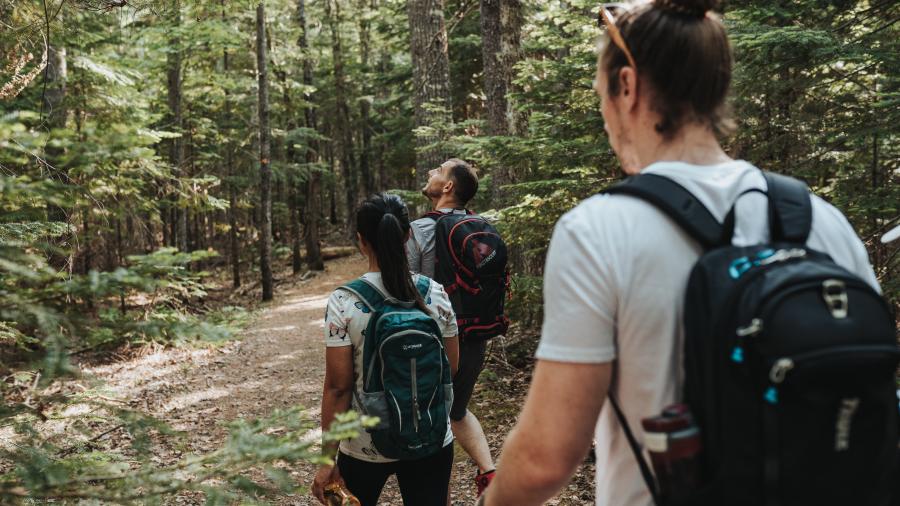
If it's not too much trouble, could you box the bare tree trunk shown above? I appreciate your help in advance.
[44,45,67,129]
[221,0,241,289]
[44,43,69,269]
[257,1,274,302]
[290,184,303,274]
[408,0,452,179]
[229,184,241,288]
[325,0,358,240]
[299,0,324,270]
[275,65,304,275]
[167,0,188,252]
[358,0,374,197]
[481,0,524,203]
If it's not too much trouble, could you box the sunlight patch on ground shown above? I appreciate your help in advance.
[272,351,303,361]
[243,324,299,335]
[299,426,322,446]
[162,386,230,412]
[268,294,330,315]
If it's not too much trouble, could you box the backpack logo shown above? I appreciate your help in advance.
[835,397,860,451]
[471,239,497,269]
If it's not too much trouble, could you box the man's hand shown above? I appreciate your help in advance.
[311,464,343,504]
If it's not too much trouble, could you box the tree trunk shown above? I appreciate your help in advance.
[325,0,358,240]
[276,65,304,275]
[290,183,303,274]
[299,0,324,270]
[229,184,241,288]
[167,0,188,252]
[358,0,374,197]
[222,0,240,289]
[44,44,68,269]
[481,0,524,203]
[407,0,452,179]
[257,1,274,302]
[44,45,67,129]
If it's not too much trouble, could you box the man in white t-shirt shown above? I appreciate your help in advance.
[481,3,881,505]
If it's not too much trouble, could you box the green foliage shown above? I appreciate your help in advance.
[1,407,372,504]
[0,0,897,501]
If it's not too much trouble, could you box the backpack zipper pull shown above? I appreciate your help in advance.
[769,358,795,384]
[736,318,763,337]
[732,319,763,363]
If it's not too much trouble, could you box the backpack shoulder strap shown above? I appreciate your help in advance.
[414,275,433,300]
[603,174,724,250]
[763,172,812,244]
[340,278,386,313]
[608,394,661,506]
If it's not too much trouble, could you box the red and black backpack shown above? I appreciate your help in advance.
[425,210,509,341]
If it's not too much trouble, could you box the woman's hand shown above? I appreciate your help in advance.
[311,464,344,504]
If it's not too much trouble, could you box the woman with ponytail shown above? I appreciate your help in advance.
[312,193,460,506]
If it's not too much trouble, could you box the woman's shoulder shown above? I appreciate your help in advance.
[414,274,449,303]
[327,281,366,311]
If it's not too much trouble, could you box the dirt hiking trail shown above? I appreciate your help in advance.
[84,254,524,505]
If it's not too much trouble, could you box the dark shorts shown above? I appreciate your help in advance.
[337,444,454,506]
[450,339,488,421]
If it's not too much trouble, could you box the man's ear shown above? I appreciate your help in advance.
[618,66,639,112]
[443,178,454,195]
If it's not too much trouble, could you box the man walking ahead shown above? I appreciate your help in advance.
[407,158,509,497]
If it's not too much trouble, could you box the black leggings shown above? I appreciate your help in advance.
[337,444,454,506]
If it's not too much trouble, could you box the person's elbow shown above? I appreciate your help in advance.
[324,381,353,398]
[508,425,585,494]
[323,375,354,400]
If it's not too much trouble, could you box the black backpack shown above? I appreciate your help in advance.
[425,210,509,341]
[603,172,900,506]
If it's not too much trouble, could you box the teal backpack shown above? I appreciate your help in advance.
[340,275,454,460]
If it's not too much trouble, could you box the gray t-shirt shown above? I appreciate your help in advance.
[406,208,468,278]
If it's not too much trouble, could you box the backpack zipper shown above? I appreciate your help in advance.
[411,357,420,433]
[375,330,444,434]
[767,345,900,386]
[368,328,436,389]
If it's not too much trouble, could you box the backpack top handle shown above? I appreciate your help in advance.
[763,172,812,245]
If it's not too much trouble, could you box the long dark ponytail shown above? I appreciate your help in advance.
[356,193,428,313]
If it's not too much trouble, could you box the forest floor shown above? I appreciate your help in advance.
[79,254,595,505]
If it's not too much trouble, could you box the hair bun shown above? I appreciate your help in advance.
[654,0,719,18]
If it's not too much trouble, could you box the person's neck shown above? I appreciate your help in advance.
[630,122,731,172]
[367,256,380,273]
[432,195,463,211]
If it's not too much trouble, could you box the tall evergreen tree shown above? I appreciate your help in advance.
[257,1,274,302]
[325,0,358,239]
[408,0,453,179]
[299,0,324,271]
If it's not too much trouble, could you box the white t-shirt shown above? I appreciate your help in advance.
[535,160,880,506]
[324,272,459,463]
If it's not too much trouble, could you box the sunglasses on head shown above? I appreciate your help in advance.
[597,2,638,71]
